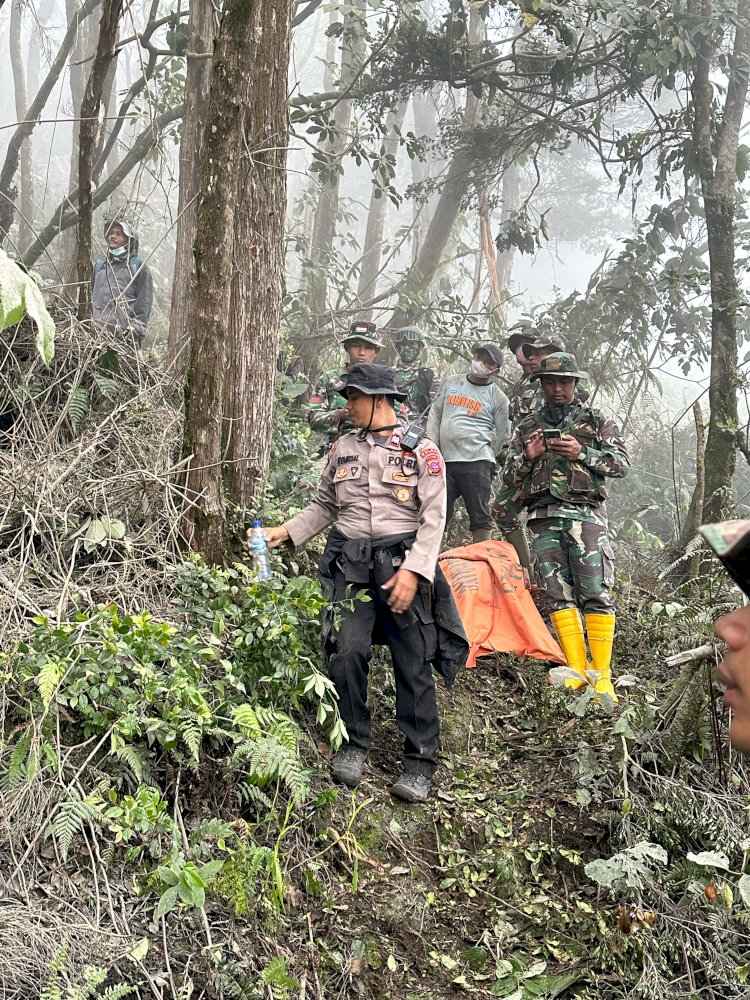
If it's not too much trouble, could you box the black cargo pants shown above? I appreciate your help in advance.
[326,568,440,777]
[445,459,494,532]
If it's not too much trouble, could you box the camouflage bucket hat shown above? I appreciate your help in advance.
[531,352,588,381]
[341,319,383,350]
[700,521,750,597]
[521,333,567,359]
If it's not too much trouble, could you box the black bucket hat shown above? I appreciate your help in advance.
[340,363,407,402]
[474,342,504,368]
[700,521,750,597]
[507,331,537,353]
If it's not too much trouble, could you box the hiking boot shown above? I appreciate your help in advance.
[331,747,368,788]
[390,772,432,803]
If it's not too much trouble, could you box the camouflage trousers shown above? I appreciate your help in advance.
[527,516,615,614]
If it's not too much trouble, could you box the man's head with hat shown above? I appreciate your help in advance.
[341,320,383,366]
[391,326,424,366]
[469,342,504,384]
[702,521,750,754]
[520,332,567,378]
[340,363,407,432]
[507,329,538,377]
[532,352,588,407]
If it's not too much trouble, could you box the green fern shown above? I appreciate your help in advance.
[233,735,309,802]
[37,657,64,709]
[258,956,298,999]
[180,716,204,764]
[111,743,149,783]
[4,728,34,788]
[49,788,102,860]
[93,374,120,398]
[66,383,90,433]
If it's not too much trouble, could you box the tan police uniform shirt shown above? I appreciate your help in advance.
[286,427,447,582]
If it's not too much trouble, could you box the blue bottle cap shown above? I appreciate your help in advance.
[252,519,262,527]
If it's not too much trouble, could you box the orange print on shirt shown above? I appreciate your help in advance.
[446,394,483,414]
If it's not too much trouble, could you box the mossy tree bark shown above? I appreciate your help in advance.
[184,0,292,561]
[691,2,750,524]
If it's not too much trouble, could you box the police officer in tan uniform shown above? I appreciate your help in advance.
[263,364,448,803]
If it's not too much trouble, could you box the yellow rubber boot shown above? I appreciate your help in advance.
[585,613,618,703]
[550,608,588,690]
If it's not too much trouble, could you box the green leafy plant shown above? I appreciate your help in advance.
[0,248,55,362]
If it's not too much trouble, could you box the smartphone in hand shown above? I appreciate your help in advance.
[542,429,563,447]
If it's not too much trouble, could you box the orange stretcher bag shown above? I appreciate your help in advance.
[438,540,564,668]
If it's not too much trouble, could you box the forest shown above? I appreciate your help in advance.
[1,0,750,997]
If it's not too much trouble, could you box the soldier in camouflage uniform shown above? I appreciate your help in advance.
[492,332,567,572]
[390,327,437,420]
[500,353,629,701]
[307,320,383,448]
[510,333,568,424]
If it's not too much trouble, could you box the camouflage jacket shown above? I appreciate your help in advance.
[502,402,629,511]
[307,366,350,439]
[393,362,437,419]
[509,377,538,426]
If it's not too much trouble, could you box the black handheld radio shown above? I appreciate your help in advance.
[400,401,433,452]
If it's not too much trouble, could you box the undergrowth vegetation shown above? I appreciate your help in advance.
[1,325,749,999]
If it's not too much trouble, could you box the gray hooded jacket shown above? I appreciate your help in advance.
[92,226,153,342]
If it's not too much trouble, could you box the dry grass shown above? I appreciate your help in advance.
[0,317,191,638]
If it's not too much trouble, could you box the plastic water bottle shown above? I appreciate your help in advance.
[249,520,273,581]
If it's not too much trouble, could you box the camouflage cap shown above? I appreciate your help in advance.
[531,352,588,380]
[341,319,383,350]
[700,521,750,597]
[521,333,567,359]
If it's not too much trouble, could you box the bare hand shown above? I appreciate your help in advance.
[247,524,289,549]
[381,568,419,614]
[547,434,582,460]
[524,429,545,460]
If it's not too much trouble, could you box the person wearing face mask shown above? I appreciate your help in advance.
[307,320,383,449]
[501,353,629,700]
[701,521,750,754]
[92,219,153,346]
[390,327,437,420]
[426,343,510,543]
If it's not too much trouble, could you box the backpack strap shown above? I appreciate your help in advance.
[95,255,143,276]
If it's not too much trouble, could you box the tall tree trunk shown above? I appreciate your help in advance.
[75,0,125,321]
[357,100,408,312]
[184,0,292,562]
[0,0,100,246]
[388,8,484,329]
[10,0,34,252]
[492,161,520,331]
[410,89,442,262]
[25,0,57,130]
[223,5,291,508]
[167,0,216,371]
[692,3,750,525]
[305,0,366,323]
[60,0,92,292]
